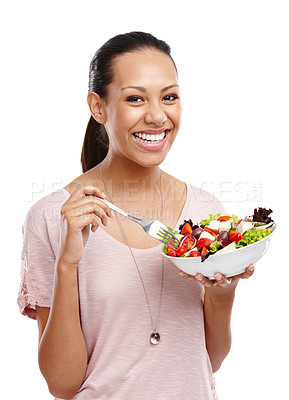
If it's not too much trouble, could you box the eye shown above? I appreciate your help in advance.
[163,94,179,102]
[126,96,143,103]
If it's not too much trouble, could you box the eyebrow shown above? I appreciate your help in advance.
[121,84,179,93]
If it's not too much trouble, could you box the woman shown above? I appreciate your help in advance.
[18,31,254,399]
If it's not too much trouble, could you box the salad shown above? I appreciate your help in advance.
[162,207,275,262]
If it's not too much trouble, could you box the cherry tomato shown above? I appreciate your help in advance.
[235,233,242,242]
[229,231,242,243]
[176,246,188,257]
[167,247,176,257]
[189,250,201,257]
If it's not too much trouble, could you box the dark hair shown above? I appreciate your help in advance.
[80,31,174,172]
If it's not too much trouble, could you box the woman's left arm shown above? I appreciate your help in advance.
[179,264,255,372]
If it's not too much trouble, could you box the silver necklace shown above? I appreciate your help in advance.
[99,165,164,345]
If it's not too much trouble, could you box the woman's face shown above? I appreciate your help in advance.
[102,49,181,167]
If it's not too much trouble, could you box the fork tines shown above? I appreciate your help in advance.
[157,227,180,248]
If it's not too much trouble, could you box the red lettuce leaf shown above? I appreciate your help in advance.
[251,207,273,224]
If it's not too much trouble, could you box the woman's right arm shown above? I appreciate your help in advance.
[36,185,113,399]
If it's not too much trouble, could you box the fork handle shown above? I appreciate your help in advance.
[90,196,143,224]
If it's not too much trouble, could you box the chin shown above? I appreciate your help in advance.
[132,152,169,168]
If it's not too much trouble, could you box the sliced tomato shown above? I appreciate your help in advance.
[181,222,193,236]
[201,246,208,254]
[197,238,214,250]
[235,233,242,242]
[204,227,218,238]
[167,246,176,257]
[229,231,242,243]
[176,246,188,257]
[218,215,232,222]
[181,236,196,250]
[189,250,201,257]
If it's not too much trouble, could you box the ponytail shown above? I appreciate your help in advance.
[81,116,109,173]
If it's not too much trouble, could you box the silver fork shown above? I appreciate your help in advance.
[92,196,180,248]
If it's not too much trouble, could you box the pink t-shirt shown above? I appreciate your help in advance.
[18,183,225,399]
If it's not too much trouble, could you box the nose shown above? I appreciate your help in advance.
[144,102,167,126]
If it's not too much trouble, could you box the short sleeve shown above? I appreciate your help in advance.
[17,190,68,320]
[17,226,56,319]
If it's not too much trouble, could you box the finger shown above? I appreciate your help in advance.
[89,214,102,232]
[63,201,110,228]
[195,273,217,288]
[70,204,109,226]
[64,196,114,219]
[85,196,115,219]
[66,213,102,233]
[67,184,107,203]
[214,273,232,287]
[178,270,195,281]
[238,264,255,279]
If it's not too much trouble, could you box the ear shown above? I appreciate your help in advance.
[87,92,107,124]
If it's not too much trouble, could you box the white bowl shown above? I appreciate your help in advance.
[163,224,276,279]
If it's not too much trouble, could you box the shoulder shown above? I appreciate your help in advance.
[186,182,226,218]
[63,167,100,195]
[161,171,225,209]
[24,189,70,235]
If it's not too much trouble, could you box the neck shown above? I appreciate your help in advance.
[99,155,163,203]
[100,155,161,185]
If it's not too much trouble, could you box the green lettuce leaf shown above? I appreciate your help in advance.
[162,244,168,255]
[209,240,221,252]
[236,227,273,248]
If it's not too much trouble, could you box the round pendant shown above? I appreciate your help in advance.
[150,331,161,345]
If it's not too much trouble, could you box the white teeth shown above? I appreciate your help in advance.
[134,131,166,143]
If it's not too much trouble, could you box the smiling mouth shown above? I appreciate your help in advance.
[132,129,169,143]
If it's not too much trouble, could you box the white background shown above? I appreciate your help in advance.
[1,0,288,398]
